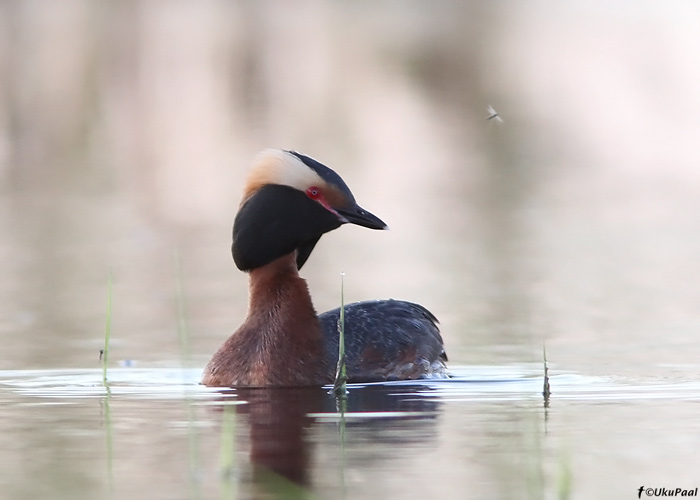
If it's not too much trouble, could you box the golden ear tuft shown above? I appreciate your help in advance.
[240,149,327,203]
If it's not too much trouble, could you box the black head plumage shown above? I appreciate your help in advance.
[232,150,386,272]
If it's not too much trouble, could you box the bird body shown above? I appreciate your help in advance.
[201,149,448,387]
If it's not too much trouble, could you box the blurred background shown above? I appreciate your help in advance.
[1,0,699,375]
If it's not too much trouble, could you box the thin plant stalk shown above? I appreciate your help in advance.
[333,272,347,396]
[336,394,348,500]
[542,341,551,403]
[330,273,348,497]
[101,269,114,493]
[173,250,201,500]
[557,451,572,500]
[174,250,192,370]
[102,389,114,494]
[331,272,349,498]
[102,269,113,386]
[219,403,237,500]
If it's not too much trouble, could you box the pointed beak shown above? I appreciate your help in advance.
[336,204,388,230]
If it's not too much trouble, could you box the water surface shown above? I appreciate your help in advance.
[2,366,700,500]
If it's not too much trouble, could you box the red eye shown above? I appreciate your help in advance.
[306,186,321,200]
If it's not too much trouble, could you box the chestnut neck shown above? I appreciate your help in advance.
[202,252,331,387]
[245,253,321,343]
[249,253,308,308]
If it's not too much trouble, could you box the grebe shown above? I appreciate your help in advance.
[202,149,448,387]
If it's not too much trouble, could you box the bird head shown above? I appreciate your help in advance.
[232,149,387,271]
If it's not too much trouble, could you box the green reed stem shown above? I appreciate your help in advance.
[102,269,113,386]
[100,269,114,493]
[174,250,192,369]
[333,272,348,396]
[219,403,237,500]
[542,341,551,402]
[172,250,202,500]
[102,387,114,493]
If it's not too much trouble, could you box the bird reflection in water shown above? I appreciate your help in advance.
[212,384,442,497]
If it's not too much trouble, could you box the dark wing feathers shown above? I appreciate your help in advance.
[319,299,448,382]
